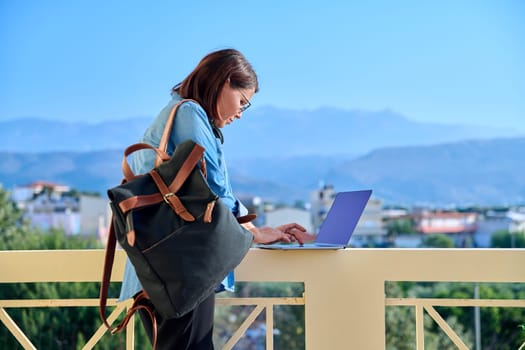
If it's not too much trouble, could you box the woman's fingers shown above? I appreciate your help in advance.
[289,228,316,244]
[286,223,307,232]
[277,223,307,234]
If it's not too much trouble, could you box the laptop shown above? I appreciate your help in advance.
[256,189,372,250]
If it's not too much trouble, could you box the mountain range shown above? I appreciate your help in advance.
[1,107,524,206]
[1,107,521,156]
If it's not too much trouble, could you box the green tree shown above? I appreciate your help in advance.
[215,282,305,349]
[0,187,150,349]
[386,218,415,245]
[385,282,417,350]
[386,281,525,349]
[420,234,455,248]
[491,230,525,248]
[0,188,33,247]
[386,218,414,236]
[386,281,474,349]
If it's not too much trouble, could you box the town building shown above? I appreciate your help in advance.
[507,207,525,233]
[10,181,109,236]
[265,207,313,233]
[413,211,478,234]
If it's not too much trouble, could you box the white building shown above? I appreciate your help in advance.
[352,197,387,237]
[79,195,111,236]
[309,184,337,231]
[11,181,110,236]
[264,207,313,233]
[507,207,525,233]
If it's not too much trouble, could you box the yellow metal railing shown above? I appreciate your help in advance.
[216,296,305,349]
[385,297,525,349]
[0,248,524,349]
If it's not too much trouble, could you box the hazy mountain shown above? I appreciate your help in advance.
[0,117,149,152]
[1,138,524,206]
[223,106,523,157]
[0,150,124,195]
[323,137,525,206]
[2,107,523,205]
[1,106,521,157]
[227,137,525,206]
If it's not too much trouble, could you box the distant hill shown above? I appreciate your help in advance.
[2,107,523,205]
[0,150,124,196]
[227,137,525,206]
[223,106,523,157]
[1,137,524,206]
[321,137,525,206]
[1,106,521,157]
[0,117,149,152]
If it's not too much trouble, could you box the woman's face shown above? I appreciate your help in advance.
[215,82,255,128]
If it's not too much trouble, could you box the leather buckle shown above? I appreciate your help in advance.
[163,192,175,203]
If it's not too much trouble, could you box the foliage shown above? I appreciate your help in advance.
[214,282,305,349]
[491,229,525,248]
[0,187,151,349]
[385,217,415,236]
[420,233,455,248]
[385,282,416,350]
[65,189,101,197]
[386,281,525,350]
[0,188,31,244]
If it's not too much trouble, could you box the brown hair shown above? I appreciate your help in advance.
[173,48,259,120]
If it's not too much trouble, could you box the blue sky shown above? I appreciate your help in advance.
[1,0,524,130]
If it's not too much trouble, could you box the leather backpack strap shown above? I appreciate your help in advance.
[150,170,195,222]
[110,291,158,350]
[166,142,205,193]
[99,221,118,331]
[117,143,206,216]
[99,222,159,349]
[155,99,197,167]
[148,142,206,221]
[122,143,170,181]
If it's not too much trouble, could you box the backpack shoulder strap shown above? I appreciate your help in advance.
[155,99,197,167]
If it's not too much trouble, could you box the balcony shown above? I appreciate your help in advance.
[1,248,524,349]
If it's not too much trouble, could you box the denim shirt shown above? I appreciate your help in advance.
[118,94,246,301]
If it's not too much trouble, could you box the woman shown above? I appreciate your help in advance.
[119,48,310,349]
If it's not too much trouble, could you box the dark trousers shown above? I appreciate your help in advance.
[137,292,215,350]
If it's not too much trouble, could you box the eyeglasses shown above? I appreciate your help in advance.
[239,90,251,112]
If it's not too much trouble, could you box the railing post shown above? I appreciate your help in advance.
[126,313,135,350]
[415,305,424,350]
[303,266,386,349]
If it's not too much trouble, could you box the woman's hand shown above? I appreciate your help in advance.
[276,223,316,245]
[243,222,315,245]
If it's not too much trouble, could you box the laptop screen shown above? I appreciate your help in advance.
[315,190,372,245]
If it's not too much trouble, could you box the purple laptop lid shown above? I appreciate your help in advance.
[315,190,372,245]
